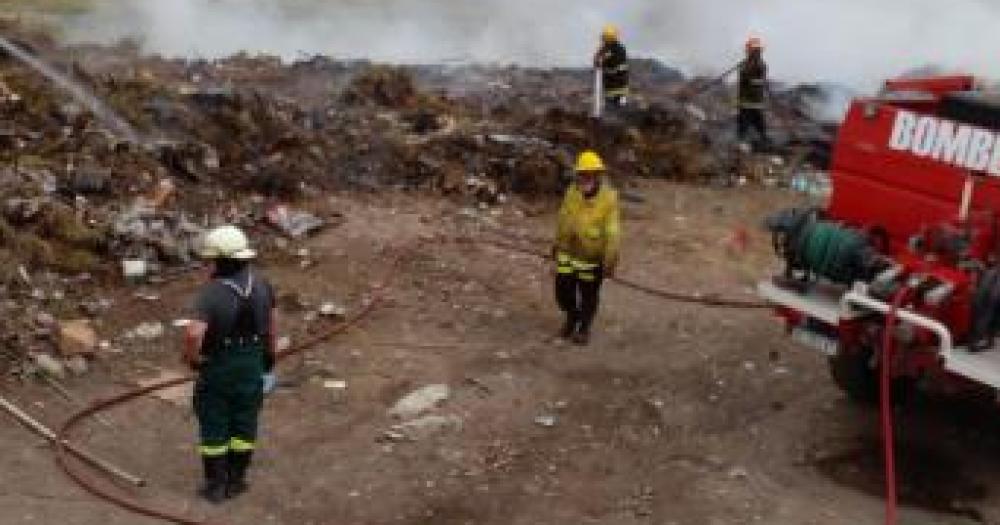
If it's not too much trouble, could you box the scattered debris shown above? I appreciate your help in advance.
[266,204,326,239]
[727,466,749,480]
[121,259,148,282]
[30,352,65,379]
[319,302,347,319]
[130,321,165,340]
[57,319,98,357]
[389,384,451,420]
[464,376,492,396]
[387,414,463,441]
[484,134,552,148]
[64,355,88,376]
[17,265,31,285]
[789,170,832,198]
[34,311,55,328]
[534,415,558,428]
[378,429,412,443]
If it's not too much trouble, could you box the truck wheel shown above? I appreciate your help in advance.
[828,350,879,404]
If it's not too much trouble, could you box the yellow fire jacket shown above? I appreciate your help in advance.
[554,182,621,269]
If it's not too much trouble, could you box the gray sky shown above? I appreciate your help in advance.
[62,0,999,89]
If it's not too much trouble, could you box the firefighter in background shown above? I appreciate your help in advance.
[593,24,629,108]
[183,225,277,503]
[737,37,769,149]
[553,150,621,345]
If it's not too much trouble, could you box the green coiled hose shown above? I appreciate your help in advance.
[796,221,869,284]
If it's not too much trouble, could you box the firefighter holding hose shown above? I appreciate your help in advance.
[182,225,277,503]
[593,24,629,108]
[553,150,621,345]
[737,37,769,150]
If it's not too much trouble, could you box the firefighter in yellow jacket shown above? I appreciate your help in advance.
[553,150,621,345]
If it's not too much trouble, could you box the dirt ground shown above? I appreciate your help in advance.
[2,180,998,525]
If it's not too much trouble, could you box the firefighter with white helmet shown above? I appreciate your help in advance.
[552,150,622,345]
[183,225,277,503]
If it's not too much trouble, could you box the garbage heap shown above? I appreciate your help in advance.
[0,21,835,368]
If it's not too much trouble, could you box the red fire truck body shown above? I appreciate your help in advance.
[761,76,1000,398]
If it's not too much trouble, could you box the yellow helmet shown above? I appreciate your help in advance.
[200,225,257,260]
[601,24,619,42]
[575,150,606,172]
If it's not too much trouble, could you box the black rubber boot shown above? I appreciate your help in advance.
[572,319,592,346]
[226,451,252,498]
[198,456,228,504]
[560,316,578,339]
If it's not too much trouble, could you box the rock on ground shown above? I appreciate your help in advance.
[389,384,451,420]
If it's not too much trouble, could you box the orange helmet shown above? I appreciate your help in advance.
[746,37,764,52]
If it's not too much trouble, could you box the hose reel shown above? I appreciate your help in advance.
[766,207,885,285]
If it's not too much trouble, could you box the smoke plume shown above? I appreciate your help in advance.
[62,0,1000,90]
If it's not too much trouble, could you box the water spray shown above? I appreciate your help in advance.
[0,35,142,144]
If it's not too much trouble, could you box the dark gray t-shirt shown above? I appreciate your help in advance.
[193,267,275,354]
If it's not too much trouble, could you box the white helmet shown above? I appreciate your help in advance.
[200,225,257,260]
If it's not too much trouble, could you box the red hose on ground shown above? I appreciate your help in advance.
[55,375,207,525]
[52,245,408,525]
[49,232,767,524]
[469,237,770,310]
[880,288,909,525]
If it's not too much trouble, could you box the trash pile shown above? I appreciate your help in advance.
[0,21,834,368]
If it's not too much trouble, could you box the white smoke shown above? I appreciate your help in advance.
[61,0,1000,89]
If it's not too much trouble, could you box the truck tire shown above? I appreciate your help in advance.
[827,350,878,404]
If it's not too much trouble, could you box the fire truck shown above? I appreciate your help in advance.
[760,76,1000,401]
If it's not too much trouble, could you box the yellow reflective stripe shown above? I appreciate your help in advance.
[605,87,629,96]
[557,252,574,274]
[578,273,596,282]
[605,224,620,236]
[199,444,228,457]
[558,252,600,274]
[229,437,255,452]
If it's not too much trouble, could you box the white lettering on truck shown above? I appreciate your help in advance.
[888,109,1000,176]
[930,120,971,164]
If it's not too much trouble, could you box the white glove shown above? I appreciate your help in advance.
[262,372,277,394]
